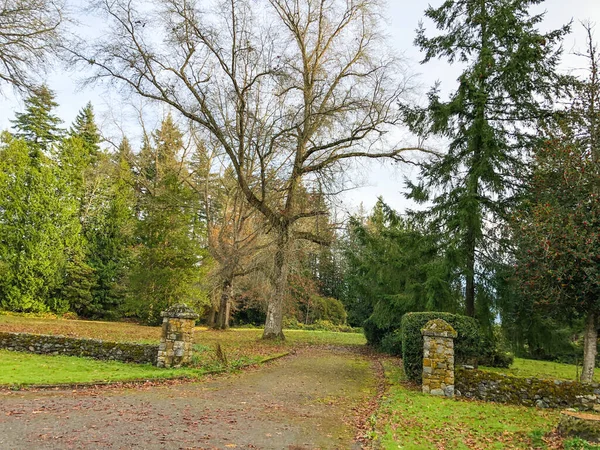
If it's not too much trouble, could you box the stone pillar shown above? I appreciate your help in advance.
[421,319,457,397]
[157,304,199,368]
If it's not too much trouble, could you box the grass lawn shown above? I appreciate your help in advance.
[0,314,365,386]
[0,349,205,386]
[373,361,580,450]
[480,357,599,383]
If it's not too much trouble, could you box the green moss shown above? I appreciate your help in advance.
[456,368,600,410]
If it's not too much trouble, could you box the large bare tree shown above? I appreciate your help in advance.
[73,0,420,338]
[0,0,65,91]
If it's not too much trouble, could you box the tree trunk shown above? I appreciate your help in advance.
[581,311,597,383]
[208,307,216,327]
[215,277,232,330]
[263,228,288,340]
[465,226,476,317]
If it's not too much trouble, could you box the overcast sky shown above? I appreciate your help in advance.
[1,0,599,216]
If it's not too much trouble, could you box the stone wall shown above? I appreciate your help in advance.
[0,332,158,365]
[456,368,600,411]
[422,319,457,397]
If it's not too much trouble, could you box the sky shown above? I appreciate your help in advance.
[1,0,599,216]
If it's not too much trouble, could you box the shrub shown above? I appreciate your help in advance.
[379,329,402,356]
[283,317,362,333]
[479,333,514,368]
[401,312,485,383]
[479,348,514,368]
[363,316,392,346]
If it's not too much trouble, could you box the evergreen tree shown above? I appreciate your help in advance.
[11,85,63,154]
[0,133,80,312]
[69,102,101,164]
[129,115,209,324]
[52,103,107,316]
[403,0,569,319]
[84,137,136,318]
[342,199,461,336]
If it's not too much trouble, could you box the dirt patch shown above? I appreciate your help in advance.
[0,347,379,449]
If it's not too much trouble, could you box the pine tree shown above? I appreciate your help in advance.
[403,0,569,318]
[12,85,63,154]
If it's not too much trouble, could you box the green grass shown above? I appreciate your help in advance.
[373,360,565,449]
[0,315,365,386]
[480,357,600,383]
[0,349,205,386]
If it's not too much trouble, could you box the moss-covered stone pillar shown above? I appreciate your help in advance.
[421,319,458,397]
[157,304,198,368]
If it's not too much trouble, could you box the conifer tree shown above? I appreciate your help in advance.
[129,115,208,324]
[52,103,107,315]
[85,137,136,318]
[12,85,62,154]
[403,0,569,318]
[69,102,100,163]
[0,132,80,312]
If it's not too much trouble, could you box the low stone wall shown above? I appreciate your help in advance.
[0,332,158,365]
[456,368,600,410]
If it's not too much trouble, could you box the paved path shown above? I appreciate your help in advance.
[0,348,377,449]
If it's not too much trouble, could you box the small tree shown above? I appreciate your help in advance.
[515,26,600,382]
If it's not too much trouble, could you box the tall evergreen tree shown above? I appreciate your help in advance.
[129,115,209,324]
[84,137,136,318]
[12,85,62,154]
[403,0,569,318]
[52,103,107,316]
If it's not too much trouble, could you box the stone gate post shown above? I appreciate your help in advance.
[157,304,198,368]
[421,319,457,397]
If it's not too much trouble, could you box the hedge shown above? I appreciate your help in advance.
[401,312,484,382]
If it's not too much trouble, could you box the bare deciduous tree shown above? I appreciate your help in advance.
[0,0,65,92]
[73,0,420,338]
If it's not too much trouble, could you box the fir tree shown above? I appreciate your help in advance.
[129,115,208,324]
[403,0,569,319]
[85,137,136,318]
[12,85,63,154]
[69,102,101,164]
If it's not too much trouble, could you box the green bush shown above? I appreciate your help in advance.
[379,329,402,356]
[363,316,392,346]
[401,312,484,383]
[283,317,362,333]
